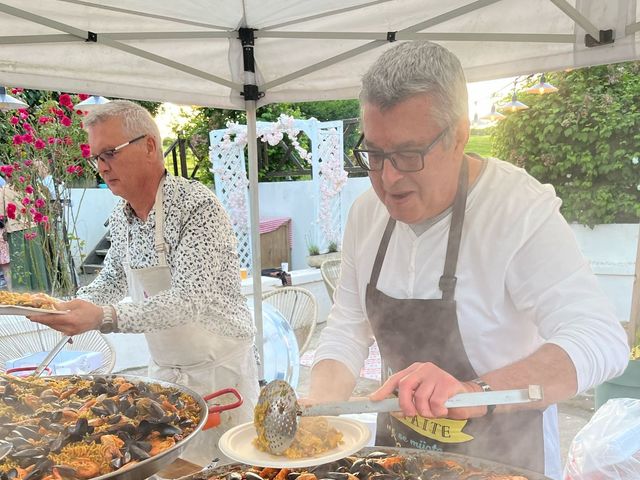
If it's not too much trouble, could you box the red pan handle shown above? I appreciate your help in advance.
[203,387,243,414]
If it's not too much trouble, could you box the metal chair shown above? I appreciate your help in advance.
[262,286,318,354]
[320,258,341,303]
[0,315,116,374]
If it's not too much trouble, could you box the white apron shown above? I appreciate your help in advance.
[123,177,259,466]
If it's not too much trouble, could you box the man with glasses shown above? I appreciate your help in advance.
[30,100,259,465]
[309,41,627,479]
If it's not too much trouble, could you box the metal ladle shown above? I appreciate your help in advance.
[255,380,543,455]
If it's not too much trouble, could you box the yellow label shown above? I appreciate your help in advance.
[392,412,474,443]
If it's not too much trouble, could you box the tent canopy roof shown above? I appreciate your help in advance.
[0,0,638,109]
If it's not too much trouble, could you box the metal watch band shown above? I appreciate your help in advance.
[99,305,118,334]
[472,378,496,415]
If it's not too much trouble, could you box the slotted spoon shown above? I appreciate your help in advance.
[255,380,543,455]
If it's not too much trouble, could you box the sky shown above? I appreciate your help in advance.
[155,76,516,138]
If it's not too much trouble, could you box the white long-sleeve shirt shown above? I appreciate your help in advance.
[313,157,629,479]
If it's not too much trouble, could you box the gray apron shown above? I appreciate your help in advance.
[365,156,544,473]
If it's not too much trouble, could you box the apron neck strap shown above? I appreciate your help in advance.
[370,217,396,287]
[154,175,167,265]
[439,155,469,301]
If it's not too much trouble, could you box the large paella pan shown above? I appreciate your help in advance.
[0,373,242,480]
[181,446,552,480]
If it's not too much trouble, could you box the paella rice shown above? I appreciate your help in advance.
[0,374,202,480]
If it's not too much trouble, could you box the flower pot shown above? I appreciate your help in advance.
[594,359,640,410]
[306,251,340,268]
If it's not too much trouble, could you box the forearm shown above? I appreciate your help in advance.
[309,359,357,402]
[481,343,577,413]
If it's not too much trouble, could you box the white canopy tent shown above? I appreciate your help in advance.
[1,0,639,373]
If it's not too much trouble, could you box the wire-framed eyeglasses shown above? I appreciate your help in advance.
[353,127,449,172]
[88,134,147,169]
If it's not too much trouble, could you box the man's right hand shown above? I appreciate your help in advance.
[27,299,103,336]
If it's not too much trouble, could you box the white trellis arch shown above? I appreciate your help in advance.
[209,117,345,271]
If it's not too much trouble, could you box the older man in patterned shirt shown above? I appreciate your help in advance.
[30,100,258,465]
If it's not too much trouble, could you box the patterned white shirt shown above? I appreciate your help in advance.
[76,173,255,339]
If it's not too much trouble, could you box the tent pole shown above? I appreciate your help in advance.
[246,101,264,381]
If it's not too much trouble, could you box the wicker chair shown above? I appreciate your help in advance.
[262,287,318,354]
[320,258,341,303]
[0,315,116,374]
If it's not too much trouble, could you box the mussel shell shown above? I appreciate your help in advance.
[245,473,264,480]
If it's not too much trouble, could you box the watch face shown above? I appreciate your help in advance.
[99,321,116,334]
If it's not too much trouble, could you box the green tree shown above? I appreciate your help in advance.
[492,63,640,225]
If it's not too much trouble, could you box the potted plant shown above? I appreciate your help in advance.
[305,235,341,268]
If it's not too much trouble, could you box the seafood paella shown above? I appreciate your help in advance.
[0,374,202,480]
[202,450,532,480]
[0,292,59,310]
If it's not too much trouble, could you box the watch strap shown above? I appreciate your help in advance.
[472,378,496,415]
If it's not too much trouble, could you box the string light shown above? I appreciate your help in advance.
[481,104,505,122]
[526,73,558,95]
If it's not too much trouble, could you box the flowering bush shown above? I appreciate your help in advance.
[0,89,95,294]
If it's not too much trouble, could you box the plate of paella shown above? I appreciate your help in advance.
[0,291,65,315]
[218,416,371,468]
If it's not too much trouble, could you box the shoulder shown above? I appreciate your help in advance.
[164,174,222,211]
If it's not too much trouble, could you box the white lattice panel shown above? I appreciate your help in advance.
[209,131,252,270]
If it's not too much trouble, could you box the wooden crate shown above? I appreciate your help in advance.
[260,221,291,270]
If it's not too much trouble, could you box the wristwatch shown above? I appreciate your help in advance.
[472,378,496,415]
[99,305,118,334]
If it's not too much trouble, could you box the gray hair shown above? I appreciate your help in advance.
[84,100,162,156]
[360,41,468,132]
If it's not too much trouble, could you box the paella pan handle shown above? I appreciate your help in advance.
[202,388,243,430]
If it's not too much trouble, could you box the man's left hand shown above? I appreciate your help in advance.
[369,362,488,419]
[27,299,103,336]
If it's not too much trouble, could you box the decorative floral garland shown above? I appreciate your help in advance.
[212,115,346,251]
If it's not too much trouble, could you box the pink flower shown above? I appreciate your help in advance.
[80,144,91,158]
[61,116,72,127]
[6,203,16,219]
[59,93,73,108]
[33,212,44,223]
[22,197,31,206]
[11,88,23,94]
[66,165,78,174]
[18,176,25,183]
[78,93,89,101]
[75,166,84,176]
[38,116,52,124]
[25,185,34,194]
[21,133,34,144]
[47,137,56,145]
[18,108,29,119]
[29,208,36,215]
[24,231,37,241]
[12,135,23,145]
[22,122,32,132]
[34,138,46,150]
[42,216,49,223]
[1,165,14,177]
[24,159,33,167]
[63,136,73,146]
[20,207,26,215]
[35,198,46,208]
[10,116,19,125]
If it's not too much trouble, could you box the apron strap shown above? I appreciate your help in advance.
[126,174,169,266]
[154,175,168,266]
[439,156,469,301]
[370,217,396,288]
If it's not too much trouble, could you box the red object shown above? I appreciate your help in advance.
[202,387,243,430]
[5,366,53,377]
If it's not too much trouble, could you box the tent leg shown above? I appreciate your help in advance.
[246,101,264,381]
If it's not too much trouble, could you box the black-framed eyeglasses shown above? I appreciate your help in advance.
[88,134,147,169]
[353,127,449,172]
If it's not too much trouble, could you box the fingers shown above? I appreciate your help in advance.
[373,362,484,420]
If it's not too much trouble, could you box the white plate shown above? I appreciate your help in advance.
[218,417,371,468]
[0,305,65,315]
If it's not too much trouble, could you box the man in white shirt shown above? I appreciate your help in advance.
[309,41,628,478]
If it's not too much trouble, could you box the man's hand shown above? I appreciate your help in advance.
[369,362,487,419]
[27,299,103,336]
